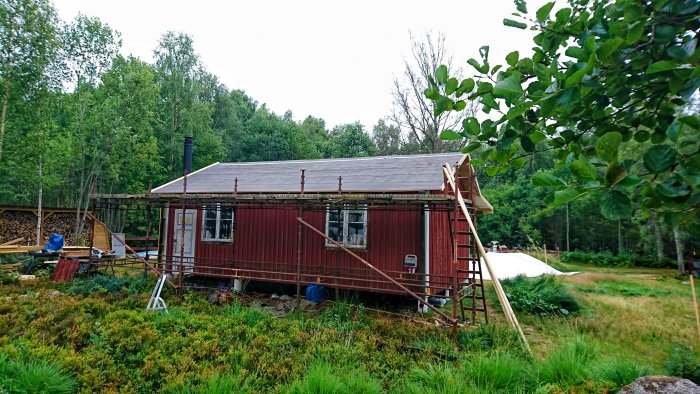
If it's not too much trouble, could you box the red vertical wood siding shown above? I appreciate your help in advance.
[163,198,478,295]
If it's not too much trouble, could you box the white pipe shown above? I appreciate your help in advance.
[423,203,430,313]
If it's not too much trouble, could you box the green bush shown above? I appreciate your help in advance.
[0,355,77,394]
[66,275,151,296]
[665,342,700,383]
[496,275,579,316]
[561,251,674,268]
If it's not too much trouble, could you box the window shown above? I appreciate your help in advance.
[325,205,367,248]
[202,205,234,241]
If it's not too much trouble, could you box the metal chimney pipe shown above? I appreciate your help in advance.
[183,136,193,174]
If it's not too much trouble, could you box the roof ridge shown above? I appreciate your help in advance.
[217,152,462,166]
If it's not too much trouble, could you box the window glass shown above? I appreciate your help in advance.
[202,205,234,241]
[326,206,366,248]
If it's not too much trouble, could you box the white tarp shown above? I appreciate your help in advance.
[480,252,566,280]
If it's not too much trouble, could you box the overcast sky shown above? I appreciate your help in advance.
[52,0,543,130]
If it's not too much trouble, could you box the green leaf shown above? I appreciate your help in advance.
[595,132,622,163]
[605,164,627,186]
[618,175,643,188]
[646,60,678,74]
[424,87,440,100]
[462,117,480,135]
[456,78,475,95]
[467,58,482,73]
[657,178,690,198]
[511,157,526,168]
[598,38,625,60]
[570,159,597,181]
[626,21,645,44]
[480,94,499,111]
[440,129,462,140]
[678,115,700,130]
[600,190,632,220]
[532,171,566,187]
[434,96,453,116]
[435,65,448,84]
[666,121,683,143]
[503,18,528,29]
[643,145,677,173]
[506,51,519,66]
[445,78,459,95]
[485,166,500,176]
[536,2,555,21]
[453,101,467,111]
[565,68,587,87]
[493,76,524,97]
[565,47,587,60]
[462,141,481,154]
[554,188,586,206]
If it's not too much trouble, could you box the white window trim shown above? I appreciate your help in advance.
[325,205,368,249]
[201,204,234,242]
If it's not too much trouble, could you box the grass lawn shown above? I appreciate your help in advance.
[1,257,699,393]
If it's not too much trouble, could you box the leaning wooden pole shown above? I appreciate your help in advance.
[690,274,700,343]
[296,217,457,324]
[443,164,532,356]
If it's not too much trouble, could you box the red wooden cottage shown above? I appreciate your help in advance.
[141,152,492,305]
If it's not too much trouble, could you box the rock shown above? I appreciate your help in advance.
[619,376,700,394]
[18,275,36,281]
[47,290,61,297]
[278,295,293,301]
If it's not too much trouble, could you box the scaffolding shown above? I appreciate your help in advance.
[89,162,491,329]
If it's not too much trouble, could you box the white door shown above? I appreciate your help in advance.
[172,209,196,274]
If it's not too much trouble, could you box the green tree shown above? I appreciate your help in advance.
[61,13,120,238]
[0,0,59,161]
[427,0,700,237]
[327,122,376,158]
[372,119,403,156]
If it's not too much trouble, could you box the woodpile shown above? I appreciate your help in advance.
[0,211,36,245]
[0,209,92,246]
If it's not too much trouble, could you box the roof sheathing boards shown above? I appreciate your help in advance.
[151,153,465,194]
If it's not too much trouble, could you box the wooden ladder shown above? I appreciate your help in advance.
[449,170,488,325]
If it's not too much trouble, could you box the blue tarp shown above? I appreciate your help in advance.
[44,233,64,251]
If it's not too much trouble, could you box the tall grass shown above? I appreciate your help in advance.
[595,359,651,390]
[317,301,368,331]
[170,371,257,394]
[456,324,525,356]
[537,337,597,387]
[463,352,534,393]
[0,356,77,394]
[284,363,382,394]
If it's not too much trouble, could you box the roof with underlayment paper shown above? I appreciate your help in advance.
[151,153,466,194]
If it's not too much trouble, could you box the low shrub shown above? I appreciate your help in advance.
[66,275,151,296]
[495,275,579,316]
[561,251,674,268]
[0,355,77,394]
[664,342,700,383]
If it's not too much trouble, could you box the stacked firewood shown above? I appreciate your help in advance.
[0,212,37,245]
[0,211,92,246]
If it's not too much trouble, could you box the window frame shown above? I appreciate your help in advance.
[201,204,234,242]
[325,205,368,249]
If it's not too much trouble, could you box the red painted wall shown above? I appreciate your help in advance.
[166,205,458,294]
